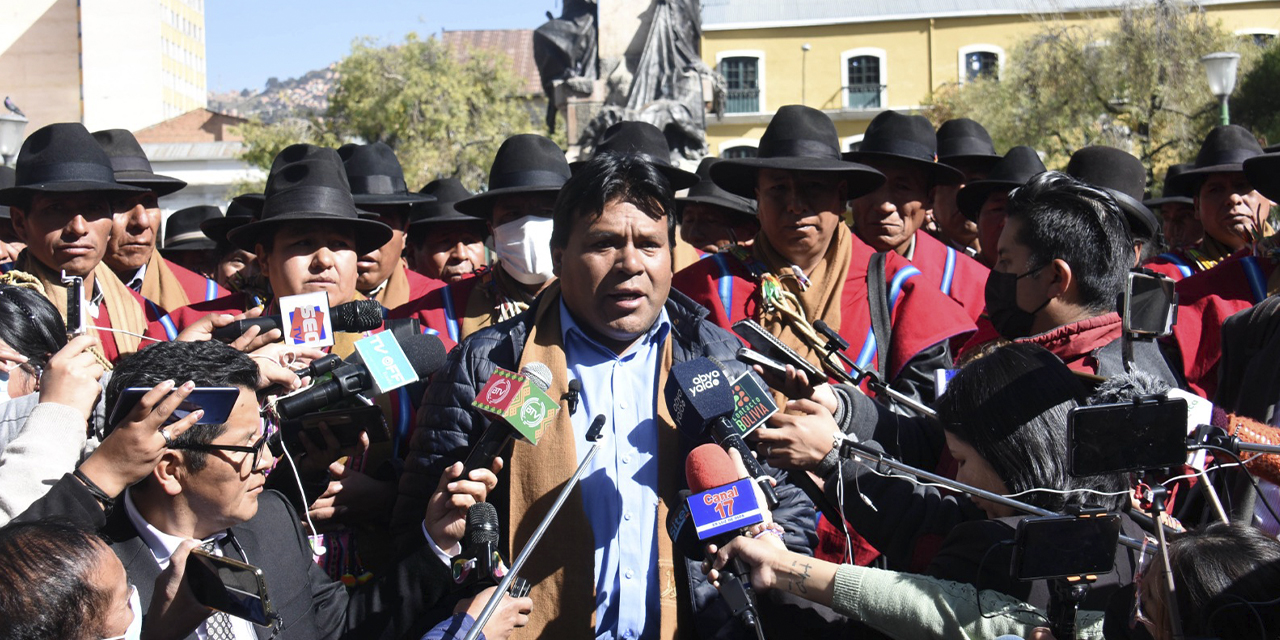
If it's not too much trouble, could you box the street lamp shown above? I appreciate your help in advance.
[1201,51,1241,126]
[0,112,27,167]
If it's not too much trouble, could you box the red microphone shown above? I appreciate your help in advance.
[686,443,741,493]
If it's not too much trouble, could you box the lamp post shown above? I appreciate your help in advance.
[1201,52,1241,126]
[0,112,27,167]
[801,43,811,106]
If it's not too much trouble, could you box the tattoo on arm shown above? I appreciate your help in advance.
[785,560,812,595]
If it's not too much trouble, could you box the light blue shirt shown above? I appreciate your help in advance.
[560,300,670,640]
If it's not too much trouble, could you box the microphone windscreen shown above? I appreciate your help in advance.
[1087,369,1170,406]
[686,443,739,492]
[400,333,447,378]
[1211,406,1229,429]
[665,358,735,438]
[466,501,500,546]
[331,299,385,333]
[521,362,554,392]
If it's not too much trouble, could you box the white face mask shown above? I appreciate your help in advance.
[101,585,142,640]
[492,216,556,285]
[0,369,11,403]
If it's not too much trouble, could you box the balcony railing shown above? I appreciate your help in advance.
[725,88,760,113]
[846,85,883,109]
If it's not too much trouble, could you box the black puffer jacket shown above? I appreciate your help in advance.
[391,289,847,639]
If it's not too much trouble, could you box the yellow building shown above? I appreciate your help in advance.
[701,0,1280,157]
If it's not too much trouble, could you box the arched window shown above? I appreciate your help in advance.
[1236,28,1279,48]
[716,50,765,113]
[958,45,1004,82]
[841,48,886,110]
[719,138,759,159]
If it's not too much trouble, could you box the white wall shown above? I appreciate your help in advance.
[80,0,166,132]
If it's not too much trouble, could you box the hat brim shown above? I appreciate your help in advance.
[1244,153,1280,202]
[162,238,218,252]
[938,153,1002,174]
[710,157,886,200]
[454,185,564,218]
[0,182,147,206]
[408,209,488,228]
[675,194,757,218]
[116,173,188,197]
[1105,188,1159,241]
[843,151,965,186]
[226,214,394,254]
[200,217,252,245]
[957,179,1023,221]
[1169,163,1247,193]
[352,192,435,206]
[1143,196,1194,208]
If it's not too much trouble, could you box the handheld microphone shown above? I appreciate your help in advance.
[452,502,504,590]
[665,358,780,510]
[274,333,446,419]
[211,299,384,342]
[462,363,559,476]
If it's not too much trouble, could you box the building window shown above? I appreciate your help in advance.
[722,146,757,159]
[1236,28,1278,47]
[959,45,1004,82]
[841,48,886,110]
[716,50,765,114]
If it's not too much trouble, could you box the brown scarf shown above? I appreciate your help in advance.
[751,223,854,372]
[507,282,685,639]
[138,250,192,312]
[15,251,146,363]
[459,264,543,341]
[672,235,702,273]
[369,261,413,310]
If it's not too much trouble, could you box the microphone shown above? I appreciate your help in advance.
[274,333,446,419]
[451,502,504,591]
[211,299,384,342]
[565,378,582,415]
[462,363,559,476]
[665,358,780,510]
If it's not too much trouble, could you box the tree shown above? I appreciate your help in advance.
[1231,41,1280,146]
[235,32,542,194]
[925,2,1252,187]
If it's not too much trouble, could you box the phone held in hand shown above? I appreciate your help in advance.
[60,270,87,341]
[278,404,389,452]
[186,547,277,627]
[107,386,242,431]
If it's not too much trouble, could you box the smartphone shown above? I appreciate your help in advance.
[735,347,789,378]
[60,271,86,340]
[1011,514,1121,581]
[186,548,277,627]
[278,404,388,451]
[732,319,825,382]
[1067,397,1188,476]
[107,386,241,432]
[1123,270,1177,337]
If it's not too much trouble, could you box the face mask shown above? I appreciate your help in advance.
[492,216,556,285]
[0,369,10,403]
[984,266,1051,339]
[101,585,142,640]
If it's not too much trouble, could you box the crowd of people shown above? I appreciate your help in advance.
[0,101,1277,640]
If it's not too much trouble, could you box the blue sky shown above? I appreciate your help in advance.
[206,0,557,92]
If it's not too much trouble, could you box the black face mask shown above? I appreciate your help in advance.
[984,266,1051,339]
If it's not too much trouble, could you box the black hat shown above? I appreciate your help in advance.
[843,110,964,186]
[0,123,146,206]
[570,121,699,190]
[226,146,393,254]
[936,118,1000,172]
[163,205,221,251]
[1144,163,1195,208]
[200,198,257,246]
[0,166,14,220]
[455,134,570,218]
[92,129,187,197]
[1065,146,1159,242]
[1242,152,1280,202]
[233,143,338,214]
[1172,125,1265,191]
[711,105,884,199]
[957,146,1046,221]
[408,178,484,229]
[337,142,433,206]
[675,158,756,219]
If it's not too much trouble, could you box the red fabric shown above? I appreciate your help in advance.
[910,231,989,324]
[1168,254,1272,398]
[404,267,445,301]
[97,286,158,363]
[1143,258,1194,282]
[957,315,1001,361]
[671,236,976,384]
[1018,312,1124,375]
[145,292,251,341]
[164,258,228,309]
[388,276,480,352]
[813,514,881,566]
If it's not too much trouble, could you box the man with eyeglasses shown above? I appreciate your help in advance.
[16,339,531,639]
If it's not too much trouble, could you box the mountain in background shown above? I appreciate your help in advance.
[208,64,337,122]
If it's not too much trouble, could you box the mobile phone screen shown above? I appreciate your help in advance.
[186,550,273,626]
[1068,399,1187,476]
[1012,514,1121,580]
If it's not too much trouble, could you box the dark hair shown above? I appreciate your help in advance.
[936,342,1128,512]
[550,152,675,249]
[0,285,66,370]
[0,519,114,640]
[1006,171,1130,314]
[105,340,259,471]
[1165,523,1280,638]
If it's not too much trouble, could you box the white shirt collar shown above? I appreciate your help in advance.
[123,488,227,568]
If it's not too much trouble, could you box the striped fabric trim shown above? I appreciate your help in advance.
[855,266,922,370]
[440,284,460,343]
[1156,253,1194,279]
[1241,256,1267,304]
[940,247,956,296]
[712,253,735,319]
[204,278,219,301]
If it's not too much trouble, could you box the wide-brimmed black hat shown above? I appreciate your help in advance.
[711,105,884,199]
[337,142,433,207]
[200,198,257,246]
[0,123,146,206]
[1065,146,1159,242]
[675,157,755,219]
[936,118,1000,173]
[455,134,570,218]
[408,178,484,229]
[1144,163,1195,208]
[163,205,221,251]
[1242,152,1280,202]
[92,129,187,197]
[1172,125,1265,192]
[843,110,964,186]
[234,143,338,214]
[957,146,1046,221]
[226,146,393,254]
[570,121,699,190]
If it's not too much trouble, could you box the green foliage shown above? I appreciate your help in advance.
[925,2,1252,186]
[1232,41,1280,146]
[236,32,543,195]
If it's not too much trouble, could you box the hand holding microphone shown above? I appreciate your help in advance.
[425,459,503,552]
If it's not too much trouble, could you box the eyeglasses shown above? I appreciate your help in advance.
[173,433,270,469]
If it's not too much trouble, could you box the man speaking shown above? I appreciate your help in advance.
[394,152,829,639]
